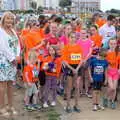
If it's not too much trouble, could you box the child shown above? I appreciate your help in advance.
[105,38,120,109]
[62,32,83,113]
[42,46,62,108]
[23,50,41,111]
[89,48,108,111]
[77,28,93,97]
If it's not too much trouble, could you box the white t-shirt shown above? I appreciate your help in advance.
[99,23,116,48]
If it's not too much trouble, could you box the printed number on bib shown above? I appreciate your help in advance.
[71,54,81,61]
[94,66,104,74]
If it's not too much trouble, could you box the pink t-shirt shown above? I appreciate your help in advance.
[77,39,93,58]
[59,35,69,45]
[45,33,58,45]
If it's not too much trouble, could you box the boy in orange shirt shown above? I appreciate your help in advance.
[23,50,41,111]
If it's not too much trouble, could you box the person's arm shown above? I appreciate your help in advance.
[104,68,108,86]
[62,61,75,72]
[25,72,32,87]
[88,66,93,83]
[31,40,45,50]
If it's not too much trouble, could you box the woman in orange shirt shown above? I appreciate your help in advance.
[106,38,119,109]
[62,32,83,113]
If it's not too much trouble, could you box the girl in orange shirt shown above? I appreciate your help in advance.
[90,25,102,48]
[62,32,83,113]
[42,46,62,108]
[105,38,119,109]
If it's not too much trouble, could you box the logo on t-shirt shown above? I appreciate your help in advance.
[71,54,81,61]
[94,66,104,74]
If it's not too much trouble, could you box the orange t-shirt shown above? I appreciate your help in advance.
[23,65,39,83]
[42,56,62,77]
[106,51,120,69]
[24,30,44,51]
[95,18,106,28]
[76,26,81,32]
[90,33,102,48]
[62,44,83,65]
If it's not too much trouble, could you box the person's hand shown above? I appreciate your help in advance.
[72,68,78,75]
[104,80,108,86]
[90,77,93,83]
[28,82,32,87]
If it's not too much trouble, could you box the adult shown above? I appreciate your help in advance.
[99,15,116,49]
[0,12,20,116]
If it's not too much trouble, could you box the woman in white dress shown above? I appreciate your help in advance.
[0,12,20,116]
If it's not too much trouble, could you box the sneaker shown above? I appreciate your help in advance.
[108,100,112,108]
[85,92,92,98]
[63,94,67,100]
[10,107,18,115]
[65,106,72,113]
[32,104,41,110]
[43,102,49,108]
[111,102,116,109]
[24,105,37,111]
[97,104,104,110]
[102,98,108,107]
[51,101,56,107]
[73,106,81,113]
[93,105,98,111]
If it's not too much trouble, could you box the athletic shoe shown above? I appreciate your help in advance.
[85,92,92,98]
[65,106,72,113]
[51,101,56,107]
[93,105,98,111]
[111,102,116,109]
[97,104,104,110]
[43,102,49,108]
[73,106,81,113]
[102,98,108,107]
[24,105,37,111]
[32,104,41,110]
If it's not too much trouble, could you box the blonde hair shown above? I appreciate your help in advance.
[0,11,16,28]
[28,50,38,62]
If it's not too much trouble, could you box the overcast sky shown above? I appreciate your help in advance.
[101,0,120,11]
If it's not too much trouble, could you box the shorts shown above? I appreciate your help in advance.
[64,64,82,77]
[25,83,38,97]
[92,81,102,90]
[107,68,119,80]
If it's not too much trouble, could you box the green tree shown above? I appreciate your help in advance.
[59,0,72,8]
[37,6,43,13]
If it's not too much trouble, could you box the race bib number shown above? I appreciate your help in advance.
[94,66,104,74]
[70,54,81,61]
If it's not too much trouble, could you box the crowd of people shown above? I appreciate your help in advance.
[0,11,120,117]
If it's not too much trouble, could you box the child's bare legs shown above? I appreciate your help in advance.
[74,76,81,107]
[66,76,73,107]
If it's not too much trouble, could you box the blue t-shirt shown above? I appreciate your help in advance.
[89,57,108,82]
